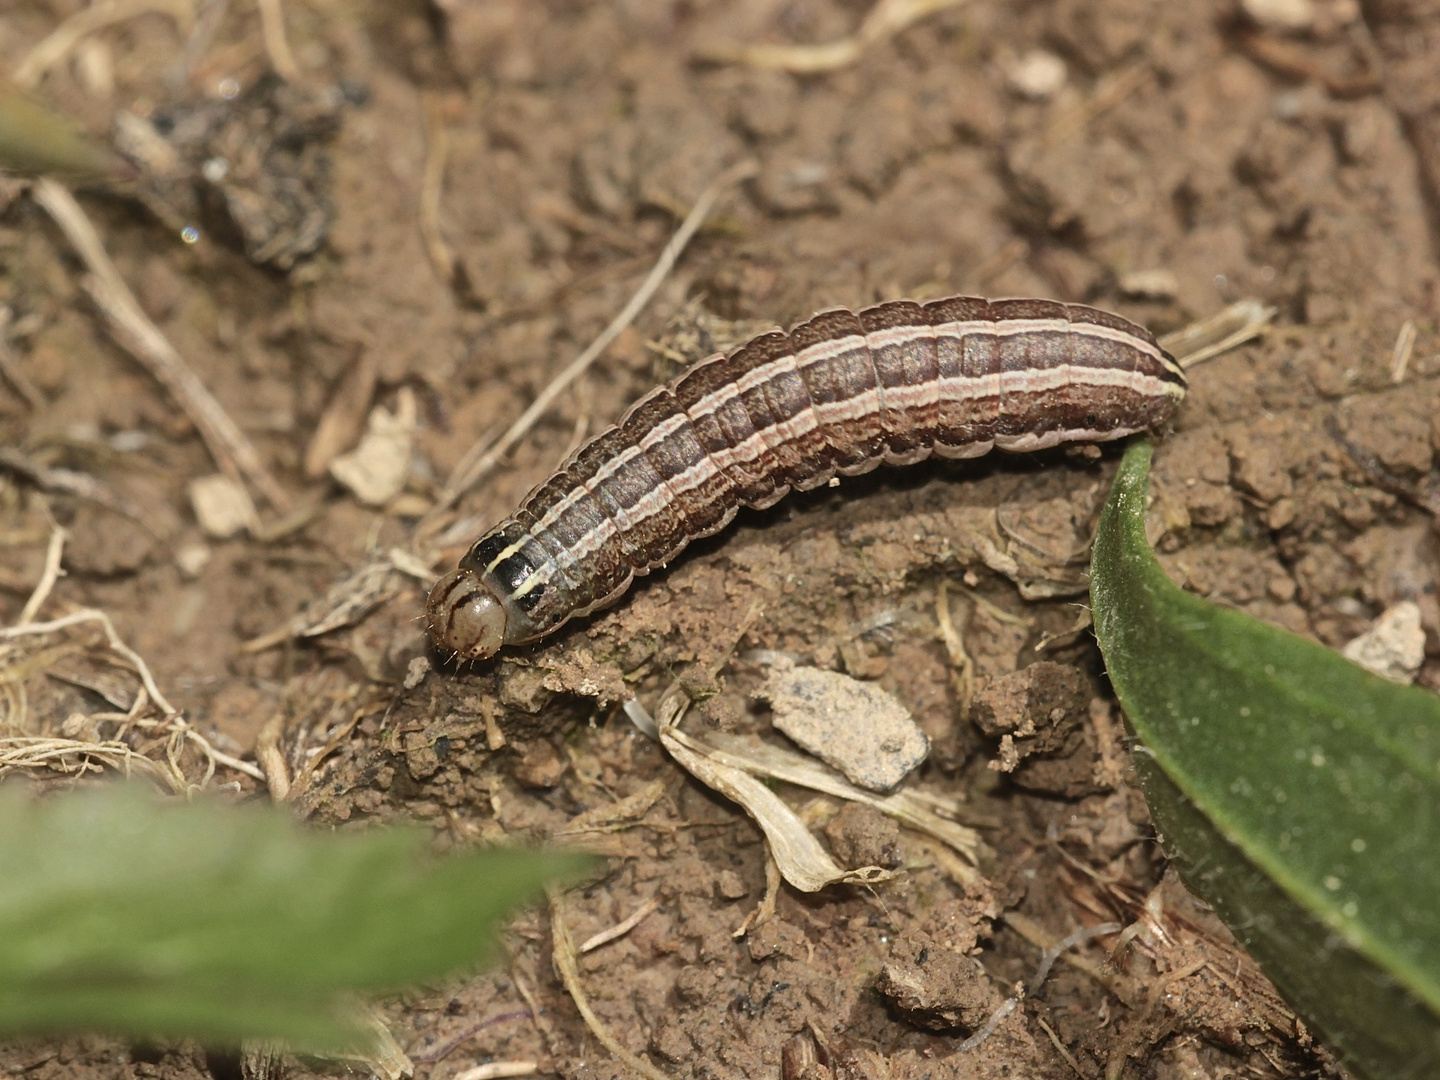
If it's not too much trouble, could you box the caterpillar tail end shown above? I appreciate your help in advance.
[426,568,508,661]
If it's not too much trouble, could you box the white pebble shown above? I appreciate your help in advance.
[1342,601,1426,683]
[1004,50,1068,101]
[1242,0,1316,30]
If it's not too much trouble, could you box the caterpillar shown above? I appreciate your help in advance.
[427,295,1186,660]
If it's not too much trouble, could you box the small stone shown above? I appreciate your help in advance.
[64,507,154,575]
[174,540,212,578]
[1342,601,1426,683]
[1003,50,1068,100]
[1242,0,1315,30]
[1268,497,1297,530]
[760,657,928,792]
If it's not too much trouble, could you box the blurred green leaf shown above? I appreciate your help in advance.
[1091,439,1440,1080]
[0,784,590,1050]
[0,87,119,177]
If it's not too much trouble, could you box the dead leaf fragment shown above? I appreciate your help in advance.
[188,473,259,538]
[330,387,417,507]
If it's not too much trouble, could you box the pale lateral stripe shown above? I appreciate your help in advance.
[528,411,689,539]
[691,317,1170,433]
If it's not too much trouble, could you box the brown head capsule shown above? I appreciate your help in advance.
[425,567,508,660]
[427,295,1186,662]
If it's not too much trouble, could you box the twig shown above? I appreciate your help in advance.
[934,580,974,716]
[13,0,194,89]
[549,887,673,1080]
[409,1009,537,1064]
[420,92,457,285]
[452,1063,538,1080]
[3,608,177,715]
[17,526,66,625]
[695,0,966,73]
[255,710,290,801]
[31,179,291,513]
[1035,1017,1086,1079]
[0,446,152,528]
[578,896,661,953]
[1159,298,1276,369]
[422,159,759,536]
[164,0,229,90]
[1390,319,1417,383]
[0,308,45,410]
[1042,60,1151,147]
[255,0,301,82]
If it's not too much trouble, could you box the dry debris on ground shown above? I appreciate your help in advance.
[3,0,1440,1077]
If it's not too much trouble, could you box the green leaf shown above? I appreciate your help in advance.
[0,784,591,1050]
[0,89,121,177]
[1091,440,1440,1080]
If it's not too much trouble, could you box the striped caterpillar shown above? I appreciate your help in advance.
[427,295,1186,660]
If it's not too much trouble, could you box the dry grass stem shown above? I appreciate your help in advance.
[696,0,965,73]
[934,580,974,715]
[0,734,174,786]
[17,526,66,625]
[0,308,45,409]
[1042,60,1151,147]
[255,711,291,801]
[1036,1017,1087,1079]
[1028,921,1123,994]
[287,704,366,798]
[3,608,177,715]
[13,0,194,89]
[0,447,150,527]
[422,159,759,536]
[32,179,291,513]
[1390,319,1417,383]
[304,350,379,480]
[577,896,661,953]
[420,93,457,285]
[1159,299,1276,369]
[453,1064,538,1080]
[556,779,666,836]
[255,0,301,81]
[241,547,431,652]
[1,607,264,786]
[549,887,673,1080]
[733,849,782,938]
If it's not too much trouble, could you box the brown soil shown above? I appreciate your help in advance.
[3,0,1440,1078]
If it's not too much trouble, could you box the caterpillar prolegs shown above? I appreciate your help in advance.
[426,295,1186,660]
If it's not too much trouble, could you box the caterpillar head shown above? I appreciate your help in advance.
[426,568,507,661]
